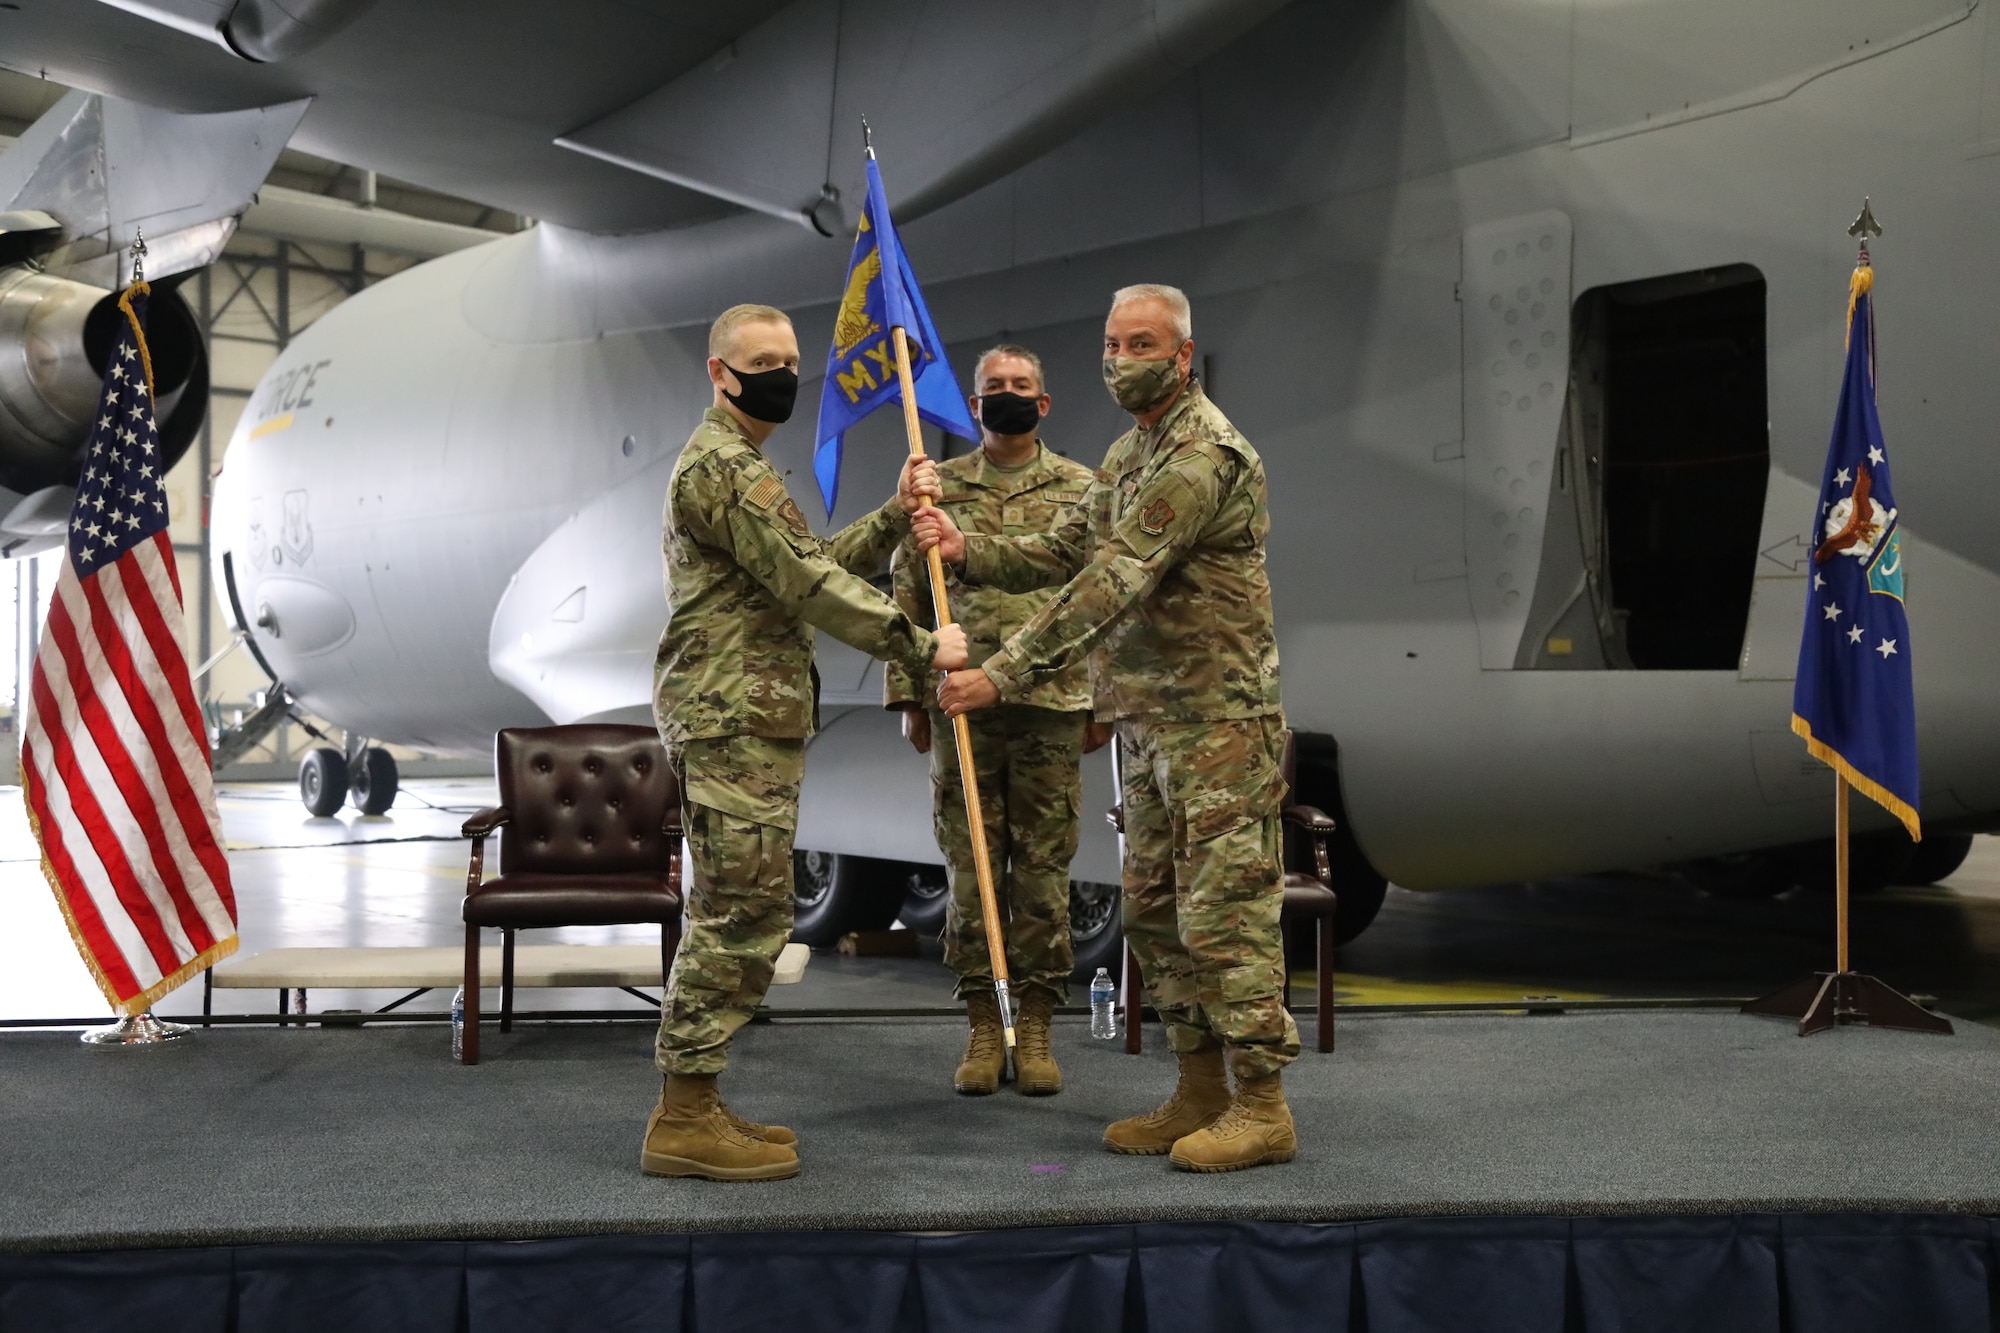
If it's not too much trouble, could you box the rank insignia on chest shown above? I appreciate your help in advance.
[1139,497,1175,535]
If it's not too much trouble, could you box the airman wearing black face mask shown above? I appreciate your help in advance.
[642,302,969,1183]
[883,343,1106,1099]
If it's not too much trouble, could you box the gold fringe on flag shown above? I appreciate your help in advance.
[1791,712,1921,843]
[22,766,239,1016]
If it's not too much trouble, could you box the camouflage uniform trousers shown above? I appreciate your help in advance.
[655,733,804,1076]
[1118,712,1300,1077]
[928,703,1084,1003]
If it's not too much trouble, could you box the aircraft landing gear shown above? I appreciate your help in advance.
[349,747,399,815]
[299,748,348,817]
[296,740,399,816]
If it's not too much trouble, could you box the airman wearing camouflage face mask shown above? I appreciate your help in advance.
[917,284,1300,1175]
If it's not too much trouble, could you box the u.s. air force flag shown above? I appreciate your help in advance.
[811,155,977,516]
[1792,257,1920,840]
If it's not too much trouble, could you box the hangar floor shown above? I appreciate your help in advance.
[0,778,1996,1027]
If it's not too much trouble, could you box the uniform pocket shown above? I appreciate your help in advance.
[1180,759,1285,845]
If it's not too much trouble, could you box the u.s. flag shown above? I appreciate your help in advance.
[1792,256,1920,841]
[21,283,237,1014]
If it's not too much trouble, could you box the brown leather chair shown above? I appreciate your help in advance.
[1113,729,1339,1054]
[458,724,684,1064]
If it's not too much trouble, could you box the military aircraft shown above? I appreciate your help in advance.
[0,0,1996,971]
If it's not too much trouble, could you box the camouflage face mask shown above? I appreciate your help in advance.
[1102,352,1183,414]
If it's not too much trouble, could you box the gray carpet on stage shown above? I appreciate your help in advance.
[4,1009,1999,1252]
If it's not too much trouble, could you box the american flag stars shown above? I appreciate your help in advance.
[69,315,167,578]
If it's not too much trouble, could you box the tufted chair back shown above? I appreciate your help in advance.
[493,724,680,876]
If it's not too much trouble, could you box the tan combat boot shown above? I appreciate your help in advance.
[1102,1044,1229,1154]
[717,1096,797,1147]
[641,1073,800,1181]
[1169,1070,1298,1172]
[1013,987,1063,1096]
[955,989,1007,1094]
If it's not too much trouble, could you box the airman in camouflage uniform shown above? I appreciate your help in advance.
[884,344,1100,1096]
[642,303,967,1183]
[923,285,1300,1173]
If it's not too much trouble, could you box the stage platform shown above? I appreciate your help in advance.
[5,1009,2000,1330]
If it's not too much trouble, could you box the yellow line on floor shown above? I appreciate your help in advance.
[1292,971,1609,1005]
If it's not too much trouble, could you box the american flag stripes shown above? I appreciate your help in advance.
[22,283,237,1015]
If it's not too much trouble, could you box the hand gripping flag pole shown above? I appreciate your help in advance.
[890,325,1018,1055]
[813,127,1016,1056]
[1742,201,1950,1038]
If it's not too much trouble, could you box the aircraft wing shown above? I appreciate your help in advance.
[0,0,1286,235]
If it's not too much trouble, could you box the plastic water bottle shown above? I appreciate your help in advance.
[450,986,465,1061]
[1090,967,1117,1039]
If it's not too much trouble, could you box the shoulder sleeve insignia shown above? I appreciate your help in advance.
[744,473,785,511]
[1139,497,1176,535]
[776,497,813,536]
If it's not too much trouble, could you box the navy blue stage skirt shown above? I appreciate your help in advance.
[5,1214,1999,1332]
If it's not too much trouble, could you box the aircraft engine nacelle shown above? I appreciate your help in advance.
[0,266,206,555]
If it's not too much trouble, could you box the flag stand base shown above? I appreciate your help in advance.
[1742,972,1953,1038]
[79,1012,192,1047]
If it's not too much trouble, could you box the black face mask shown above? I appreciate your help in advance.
[979,391,1042,437]
[721,362,799,424]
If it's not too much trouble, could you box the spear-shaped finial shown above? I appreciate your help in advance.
[128,228,148,286]
[861,116,875,161]
[1848,198,1882,261]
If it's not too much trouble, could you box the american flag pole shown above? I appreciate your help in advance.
[22,231,240,1046]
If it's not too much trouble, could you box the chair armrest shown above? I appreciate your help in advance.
[1106,804,1124,834]
[461,807,512,839]
[1282,805,1334,886]
[462,807,510,899]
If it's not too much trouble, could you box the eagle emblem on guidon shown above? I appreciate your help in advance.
[833,216,883,357]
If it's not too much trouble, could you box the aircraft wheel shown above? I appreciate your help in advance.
[1680,852,1797,900]
[895,862,951,935]
[1069,879,1124,979]
[1906,834,1975,886]
[789,851,904,946]
[298,748,349,817]
[349,747,398,815]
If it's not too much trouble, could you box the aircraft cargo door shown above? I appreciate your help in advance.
[1521,265,1771,671]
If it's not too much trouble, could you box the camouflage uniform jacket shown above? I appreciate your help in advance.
[964,382,1282,723]
[883,441,1095,714]
[653,408,937,743]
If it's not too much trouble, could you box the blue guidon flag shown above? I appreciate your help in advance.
[1791,256,1920,841]
[811,154,977,516]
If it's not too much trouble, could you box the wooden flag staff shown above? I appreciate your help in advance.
[889,324,1016,1058]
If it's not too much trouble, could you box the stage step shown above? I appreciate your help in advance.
[210,942,811,990]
